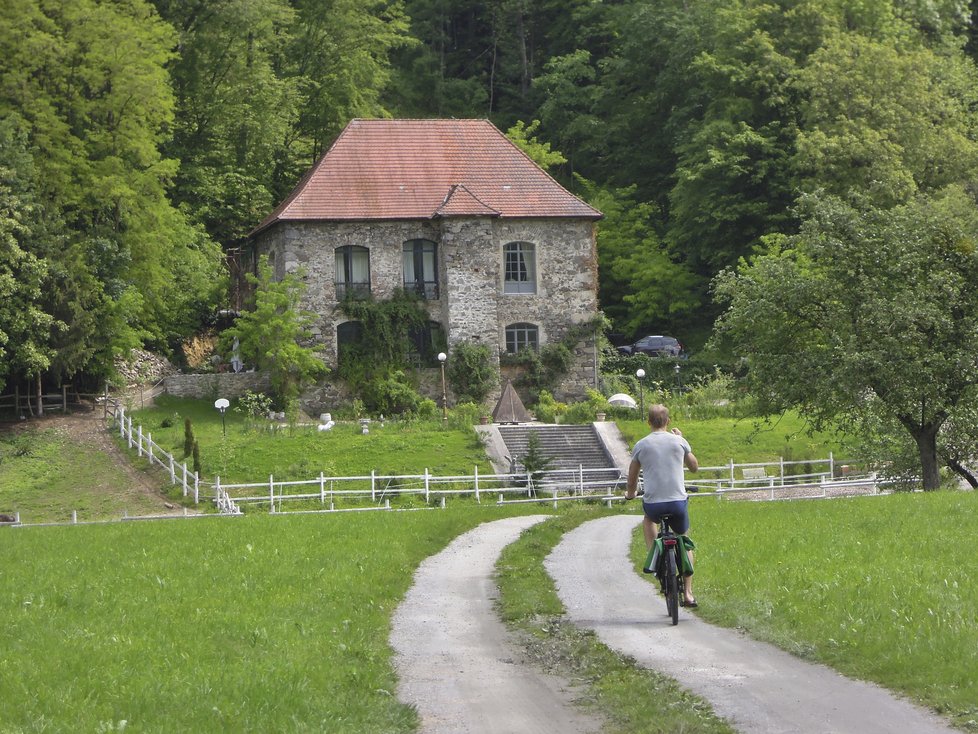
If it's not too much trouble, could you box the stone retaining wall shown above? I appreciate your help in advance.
[163,372,271,400]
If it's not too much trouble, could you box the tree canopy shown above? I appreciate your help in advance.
[4,0,978,490]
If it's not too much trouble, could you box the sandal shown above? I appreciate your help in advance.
[682,598,698,608]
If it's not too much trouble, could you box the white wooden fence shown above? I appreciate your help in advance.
[108,410,877,516]
[113,407,202,503]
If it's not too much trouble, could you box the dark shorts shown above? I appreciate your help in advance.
[642,498,690,534]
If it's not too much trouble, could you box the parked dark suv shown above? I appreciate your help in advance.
[617,335,684,358]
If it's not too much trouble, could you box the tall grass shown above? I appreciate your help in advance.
[0,506,531,733]
[632,491,978,730]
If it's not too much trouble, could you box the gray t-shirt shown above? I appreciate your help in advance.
[631,430,692,503]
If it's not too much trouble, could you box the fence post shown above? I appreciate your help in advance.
[579,464,584,496]
[137,426,144,457]
[829,451,834,479]
[194,472,199,504]
[147,432,153,466]
[729,459,735,489]
[779,456,785,485]
[182,462,188,496]
[72,510,77,524]
[320,472,325,504]
[474,465,480,504]
[269,475,274,513]
[104,382,109,420]
[424,468,430,504]
[371,470,376,502]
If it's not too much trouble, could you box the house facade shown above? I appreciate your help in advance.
[243,118,602,405]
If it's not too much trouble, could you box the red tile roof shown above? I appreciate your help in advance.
[251,119,601,235]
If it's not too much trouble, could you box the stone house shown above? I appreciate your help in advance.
[242,118,602,406]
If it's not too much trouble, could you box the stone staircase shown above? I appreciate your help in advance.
[496,424,614,472]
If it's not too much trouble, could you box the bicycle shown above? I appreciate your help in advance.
[644,513,685,625]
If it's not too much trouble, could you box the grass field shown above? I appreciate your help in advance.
[129,395,496,483]
[0,506,528,733]
[3,493,972,732]
[3,399,972,732]
[636,491,978,731]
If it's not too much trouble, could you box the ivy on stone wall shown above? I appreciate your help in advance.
[501,314,607,401]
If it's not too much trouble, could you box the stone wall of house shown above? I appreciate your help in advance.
[249,215,600,404]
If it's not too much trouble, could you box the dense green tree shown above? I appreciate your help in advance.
[0,0,225,363]
[714,188,978,490]
[153,0,298,245]
[0,119,60,395]
[223,259,327,404]
[794,30,978,206]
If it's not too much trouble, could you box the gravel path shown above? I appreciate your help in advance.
[391,513,959,734]
[390,514,602,734]
[546,514,960,734]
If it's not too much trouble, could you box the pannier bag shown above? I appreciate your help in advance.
[643,535,695,576]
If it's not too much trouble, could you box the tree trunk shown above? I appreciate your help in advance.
[35,373,43,417]
[945,457,978,488]
[913,423,941,490]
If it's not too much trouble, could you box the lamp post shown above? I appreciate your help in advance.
[214,398,230,436]
[674,362,682,393]
[438,352,448,422]
[636,368,646,417]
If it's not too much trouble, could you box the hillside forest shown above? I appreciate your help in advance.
[4,1,978,473]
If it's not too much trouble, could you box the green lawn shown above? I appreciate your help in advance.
[130,395,495,483]
[0,506,528,733]
[0,425,165,523]
[636,491,978,731]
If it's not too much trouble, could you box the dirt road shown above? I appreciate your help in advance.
[392,514,959,734]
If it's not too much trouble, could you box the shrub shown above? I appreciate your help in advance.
[563,388,611,424]
[448,401,482,429]
[183,418,194,458]
[361,372,424,416]
[446,341,497,404]
[532,391,568,423]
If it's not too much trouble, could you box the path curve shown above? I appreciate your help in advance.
[545,514,959,734]
[390,515,602,734]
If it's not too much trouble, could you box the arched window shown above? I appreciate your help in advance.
[337,320,365,363]
[403,239,439,300]
[335,246,370,299]
[505,323,539,353]
[408,320,445,366]
[503,241,536,294]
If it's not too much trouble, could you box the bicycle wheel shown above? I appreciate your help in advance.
[664,548,679,625]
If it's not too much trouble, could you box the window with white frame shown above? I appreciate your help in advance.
[505,323,539,353]
[503,241,536,294]
[403,239,439,299]
[335,246,370,299]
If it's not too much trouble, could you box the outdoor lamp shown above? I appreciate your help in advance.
[214,398,230,436]
[636,368,646,416]
[438,352,448,422]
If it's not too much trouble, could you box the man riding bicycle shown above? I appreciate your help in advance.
[625,403,699,607]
